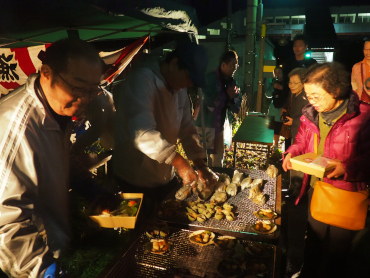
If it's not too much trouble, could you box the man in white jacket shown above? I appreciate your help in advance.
[113,42,218,212]
[0,38,103,278]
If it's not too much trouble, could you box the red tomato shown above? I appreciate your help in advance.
[128,200,137,207]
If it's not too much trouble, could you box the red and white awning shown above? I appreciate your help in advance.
[0,36,148,96]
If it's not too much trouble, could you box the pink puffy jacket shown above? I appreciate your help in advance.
[284,92,370,205]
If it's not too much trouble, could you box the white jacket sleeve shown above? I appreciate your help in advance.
[120,69,176,164]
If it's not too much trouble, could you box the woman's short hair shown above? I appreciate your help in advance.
[288,67,307,81]
[302,62,351,100]
[219,50,238,67]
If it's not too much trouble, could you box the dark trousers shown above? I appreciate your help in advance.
[284,193,308,276]
[299,188,356,278]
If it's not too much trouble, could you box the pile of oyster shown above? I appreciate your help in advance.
[186,202,236,222]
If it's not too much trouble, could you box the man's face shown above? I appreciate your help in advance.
[221,58,238,78]
[273,69,283,80]
[363,42,370,61]
[43,58,102,117]
[167,58,194,91]
[293,40,308,57]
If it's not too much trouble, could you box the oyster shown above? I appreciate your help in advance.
[215,212,224,220]
[205,203,215,210]
[266,165,278,178]
[210,191,228,204]
[186,207,198,221]
[253,193,266,206]
[199,188,213,200]
[251,178,263,188]
[214,236,237,250]
[194,179,213,200]
[222,210,234,217]
[187,213,197,221]
[145,230,168,239]
[197,203,206,209]
[218,173,231,185]
[231,170,244,185]
[145,239,170,254]
[186,207,196,214]
[223,203,233,211]
[226,183,238,196]
[252,220,277,234]
[189,230,215,246]
[226,214,235,221]
[214,181,227,192]
[187,200,199,211]
[175,186,192,200]
[197,214,207,223]
[240,176,253,190]
[197,207,206,214]
[248,184,261,199]
[254,208,277,220]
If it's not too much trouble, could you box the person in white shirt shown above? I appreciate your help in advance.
[113,42,218,214]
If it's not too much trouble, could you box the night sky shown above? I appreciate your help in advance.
[179,0,370,27]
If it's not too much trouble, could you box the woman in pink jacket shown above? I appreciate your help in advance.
[283,62,370,278]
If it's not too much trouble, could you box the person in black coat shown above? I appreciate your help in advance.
[281,34,317,151]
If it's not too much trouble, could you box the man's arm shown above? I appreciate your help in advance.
[178,93,218,188]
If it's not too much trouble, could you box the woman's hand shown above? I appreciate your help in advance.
[282,153,293,172]
[283,116,293,126]
[326,160,345,179]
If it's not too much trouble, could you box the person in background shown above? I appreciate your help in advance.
[113,42,218,217]
[281,67,309,278]
[0,39,112,278]
[265,67,287,148]
[283,62,370,278]
[351,40,370,103]
[282,35,317,81]
[194,50,241,167]
[283,68,309,144]
[281,35,317,152]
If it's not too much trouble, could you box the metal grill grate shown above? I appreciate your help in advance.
[104,227,276,278]
[159,169,277,236]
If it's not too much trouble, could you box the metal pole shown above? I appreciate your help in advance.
[226,0,232,50]
[256,23,266,112]
[244,0,258,109]
[198,88,208,165]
